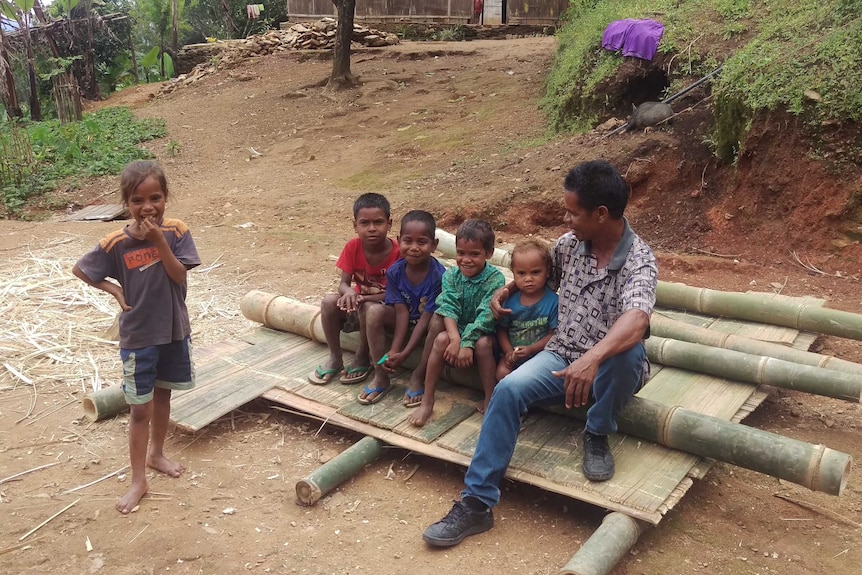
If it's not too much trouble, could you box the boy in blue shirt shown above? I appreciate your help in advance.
[358,211,446,404]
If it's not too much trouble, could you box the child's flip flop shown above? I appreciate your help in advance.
[402,388,424,408]
[340,365,372,384]
[308,366,339,385]
[357,384,393,405]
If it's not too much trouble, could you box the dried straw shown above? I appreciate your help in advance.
[0,234,257,422]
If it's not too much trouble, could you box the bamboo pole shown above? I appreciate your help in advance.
[651,313,862,375]
[435,229,512,268]
[645,336,862,402]
[559,512,647,575]
[656,282,862,342]
[295,436,385,506]
[241,292,853,496]
[435,232,862,342]
[82,386,128,421]
[614,397,851,496]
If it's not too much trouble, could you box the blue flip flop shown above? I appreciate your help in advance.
[402,388,424,408]
[357,384,393,405]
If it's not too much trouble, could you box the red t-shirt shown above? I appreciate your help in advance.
[336,237,400,295]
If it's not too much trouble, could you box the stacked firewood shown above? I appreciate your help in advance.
[164,19,399,93]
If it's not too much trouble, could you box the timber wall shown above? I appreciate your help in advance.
[285,0,567,25]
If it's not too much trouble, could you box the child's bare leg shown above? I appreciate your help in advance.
[408,330,449,427]
[474,335,498,414]
[496,360,512,384]
[148,387,183,477]
[351,302,373,367]
[405,315,444,403]
[319,294,345,371]
[359,304,395,402]
[117,402,151,514]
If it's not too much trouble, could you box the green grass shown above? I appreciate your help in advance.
[544,0,862,164]
[1,107,166,216]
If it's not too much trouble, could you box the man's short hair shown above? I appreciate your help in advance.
[563,160,629,219]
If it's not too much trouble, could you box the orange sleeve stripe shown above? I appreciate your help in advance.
[160,218,189,239]
[99,230,127,253]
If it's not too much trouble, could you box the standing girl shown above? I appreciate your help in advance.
[73,160,200,514]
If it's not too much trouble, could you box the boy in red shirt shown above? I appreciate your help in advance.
[308,193,400,385]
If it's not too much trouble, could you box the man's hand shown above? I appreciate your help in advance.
[489,286,511,320]
[552,354,599,409]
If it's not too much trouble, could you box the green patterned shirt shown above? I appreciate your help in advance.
[435,263,505,349]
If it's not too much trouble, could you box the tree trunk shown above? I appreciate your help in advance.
[328,0,358,89]
[19,12,42,121]
[172,0,179,53]
[0,28,23,120]
[84,1,101,100]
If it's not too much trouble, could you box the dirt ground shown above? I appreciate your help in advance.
[2,37,861,575]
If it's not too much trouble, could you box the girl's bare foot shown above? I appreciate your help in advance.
[148,453,184,478]
[116,479,148,514]
[408,402,433,427]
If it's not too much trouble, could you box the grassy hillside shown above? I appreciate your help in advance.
[544,0,862,163]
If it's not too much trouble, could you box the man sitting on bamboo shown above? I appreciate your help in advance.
[422,159,658,547]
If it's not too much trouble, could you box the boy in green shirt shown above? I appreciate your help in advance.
[406,219,505,426]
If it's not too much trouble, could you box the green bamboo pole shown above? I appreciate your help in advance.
[295,436,386,506]
[434,235,862,342]
[241,291,853,496]
[646,336,862,402]
[615,397,851,496]
[82,386,128,421]
[559,513,647,575]
[657,282,862,342]
[651,313,862,375]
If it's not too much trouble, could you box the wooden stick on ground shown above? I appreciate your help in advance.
[63,465,129,494]
[0,461,62,485]
[19,498,80,541]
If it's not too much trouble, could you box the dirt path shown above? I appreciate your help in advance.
[1,38,860,575]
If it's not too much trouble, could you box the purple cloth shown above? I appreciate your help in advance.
[602,19,665,61]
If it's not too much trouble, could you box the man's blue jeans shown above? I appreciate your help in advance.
[461,345,646,508]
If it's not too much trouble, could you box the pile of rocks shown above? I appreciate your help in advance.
[165,18,399,93]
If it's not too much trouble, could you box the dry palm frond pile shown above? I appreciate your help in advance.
[0,234,254,423]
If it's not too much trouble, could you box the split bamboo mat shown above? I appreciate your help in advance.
[173,298,821,524]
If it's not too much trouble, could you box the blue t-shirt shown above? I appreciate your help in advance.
[498,287,559,348]
[384,257,446,322]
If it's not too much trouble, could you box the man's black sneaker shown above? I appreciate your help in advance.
[582,431,615,481]
[422,500,494,547]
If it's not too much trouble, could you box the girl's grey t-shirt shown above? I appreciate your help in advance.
[76,218,201,349]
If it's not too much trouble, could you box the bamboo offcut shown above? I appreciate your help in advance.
[82,386,128,421]
[645,336,862,402]
[560,512,646,575]
[241,291,853,495]
[295,436,385,506]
